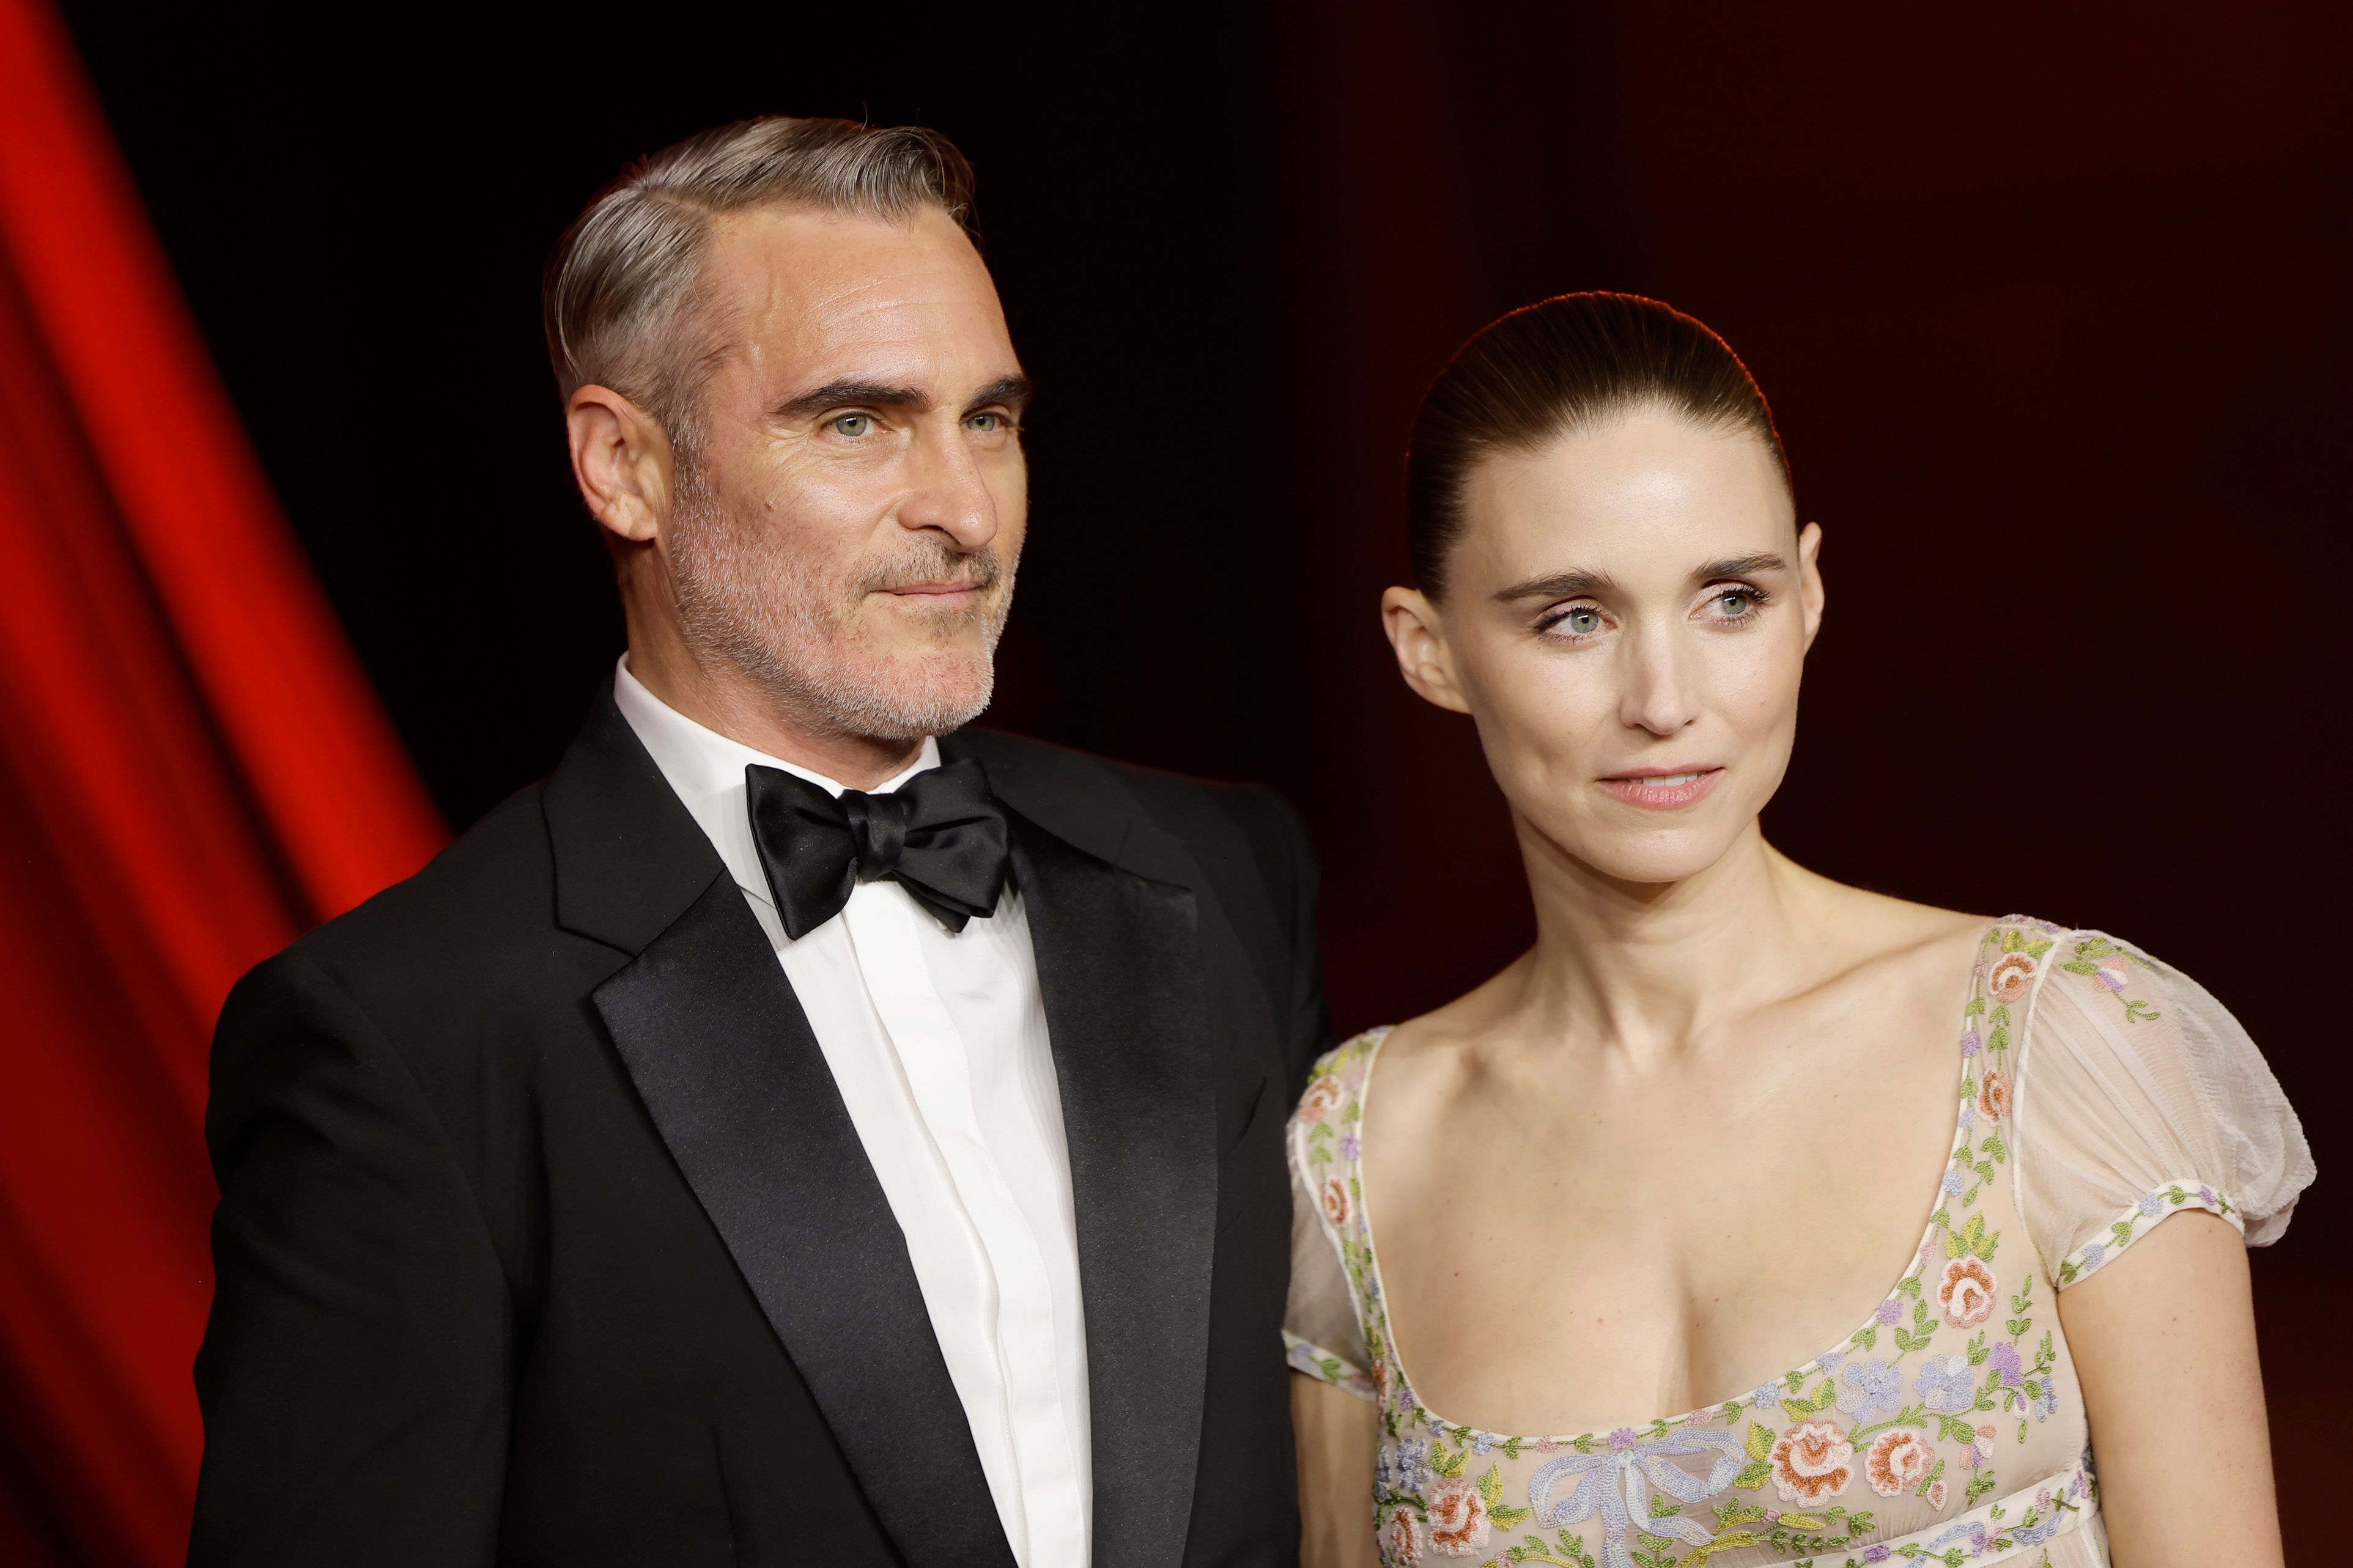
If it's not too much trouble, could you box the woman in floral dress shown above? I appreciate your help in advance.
[1285,294,2311,1568]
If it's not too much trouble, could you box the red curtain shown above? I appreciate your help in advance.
[0,0,448,1559]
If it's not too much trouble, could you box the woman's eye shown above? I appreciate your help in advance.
[829,413,871,438]
[1712,589,1759,617]
[1545,606,1603,638]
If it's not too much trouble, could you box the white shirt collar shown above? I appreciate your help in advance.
[611,655,940,911]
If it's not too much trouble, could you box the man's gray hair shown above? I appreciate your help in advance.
[542,116,977,446]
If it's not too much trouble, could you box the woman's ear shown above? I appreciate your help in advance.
[1797,520,1827,653]
[1382,587,1473,715]
[567,385,676,545]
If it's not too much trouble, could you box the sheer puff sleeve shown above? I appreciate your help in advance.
[2014,928,2314,1289]
[1284,1056,1376,1399]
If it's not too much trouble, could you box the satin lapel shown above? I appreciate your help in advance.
[1012,819,1217,1568]
[593,874,1015,1568]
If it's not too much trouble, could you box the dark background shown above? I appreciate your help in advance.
[58,0,2349,1547]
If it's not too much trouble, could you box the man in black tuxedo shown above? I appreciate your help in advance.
[190,117,1326,1567]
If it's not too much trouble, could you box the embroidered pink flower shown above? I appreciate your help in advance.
[1866,1427,1935,1497]
[2092,956,2132,993]
[1976,1068,2011,1122]
[1321,1177,1353,1228]
[1380,1503,1424,1564]
[1300,1075,1344,1121]
[1988,951,2036,1003]
[1425,1476,1491,1556]
[1927,1479,1948,1511]
[1770,1420,1853,1504]
[1938,1256,1997,1327]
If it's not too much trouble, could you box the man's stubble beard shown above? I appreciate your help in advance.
[667,470,1016,744]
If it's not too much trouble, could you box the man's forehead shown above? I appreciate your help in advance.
[696,205,1014,402]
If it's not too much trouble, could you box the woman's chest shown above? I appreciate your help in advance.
[1365,1043,1960,1435]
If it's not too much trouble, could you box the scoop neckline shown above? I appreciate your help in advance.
[1345,918,2008,1446]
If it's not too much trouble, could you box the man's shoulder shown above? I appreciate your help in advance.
[264,782,585,1012]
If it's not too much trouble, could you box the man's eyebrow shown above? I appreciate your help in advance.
[964,374,1032,418]
[1693,552,1786,581]
[1492,567,1621,603]
[771,380,931,421]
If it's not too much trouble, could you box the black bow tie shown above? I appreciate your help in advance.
[744,757,1010,940]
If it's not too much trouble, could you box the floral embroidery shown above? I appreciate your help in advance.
[2055,1178,2239,1285]
[1424,1473,1490,1555]
[1284,924,2120,1568]
[1975,1068,2011,1123]
[1771,1420,1853,1503]
[2058,934,2162,1023]
[1864,1427,1935,1496]
[1381,1500,1424,1564]
[1937,1256,1997,1328]
[1987,951,2036,1004]
[1300,1073,1344,1121]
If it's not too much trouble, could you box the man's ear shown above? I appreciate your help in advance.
[567,385,676,545]
[1381,586,1472,715]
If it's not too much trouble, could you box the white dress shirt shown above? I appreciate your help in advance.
[613,659,1091,1568]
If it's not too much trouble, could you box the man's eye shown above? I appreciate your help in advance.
[965,411,1005,433]
[828,413,872,438]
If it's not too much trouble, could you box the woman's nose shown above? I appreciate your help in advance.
[1617,625,1701,736]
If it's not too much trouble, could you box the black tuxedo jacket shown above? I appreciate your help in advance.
[190,698,1329,1567]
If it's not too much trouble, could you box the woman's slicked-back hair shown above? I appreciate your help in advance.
[1404,292,1790,598]
[543,116,977,453]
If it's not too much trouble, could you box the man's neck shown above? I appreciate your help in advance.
[624,641,925,792]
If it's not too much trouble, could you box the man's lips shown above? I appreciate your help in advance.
[874,580,986,598]
[1595,766,1724,811]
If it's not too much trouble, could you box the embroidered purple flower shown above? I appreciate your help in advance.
[1863,1547,1891,1564]
[1942,1171,1965,1197]
[1876,1298,1905,1327]
[1837,1357,1903,1424]
[2138,1192,2165,1218]
[2079,1242,2105,1272]
[1376,1437,1431,1495]
[1817,1350,1844,1375]
[1608,1427,1642,1451]
[1751,1383,1782,1410]
[1960,1030,1982,1058]
[2198,1185,2217,1207]
[1985,1341,2023,1388]
[2091,955,2131,993]
[1957,1103,1976,1132]
[1915,1354,1976,1414]
[1469,1429,1497,1455]
[1339,1133,1361,1160]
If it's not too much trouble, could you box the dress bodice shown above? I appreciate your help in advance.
[1284,920,2312,1568]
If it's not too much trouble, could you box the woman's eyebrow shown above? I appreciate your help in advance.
[1691,552,1784,581]
[1491,567,1620,603]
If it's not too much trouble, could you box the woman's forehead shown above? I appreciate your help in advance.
[1461,414,1795,581]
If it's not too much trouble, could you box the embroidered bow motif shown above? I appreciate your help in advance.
[1524,1429,1749,1568]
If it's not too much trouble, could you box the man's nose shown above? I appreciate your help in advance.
[895,416,999,550]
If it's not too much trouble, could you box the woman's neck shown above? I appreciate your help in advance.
[1502,814,1833,1062]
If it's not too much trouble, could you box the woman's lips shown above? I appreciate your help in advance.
[1597,767,1723,810]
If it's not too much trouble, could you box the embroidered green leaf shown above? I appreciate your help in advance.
[1852,1325,1877,1351]
[2025,938,2053,959]
[1965,995,1986,1017]
[1648,1492,1682,1518]
[1491,1503,1532,1528]
[1746,1421,1776,1462]
[2110,1218,2136,1248]
[1778,1512,1826,1531]
[1733,1459,1772,1491]
[1812,1378,1838,1411]
[1432,1444,1468,1478]
[2122,998,2160,1023]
